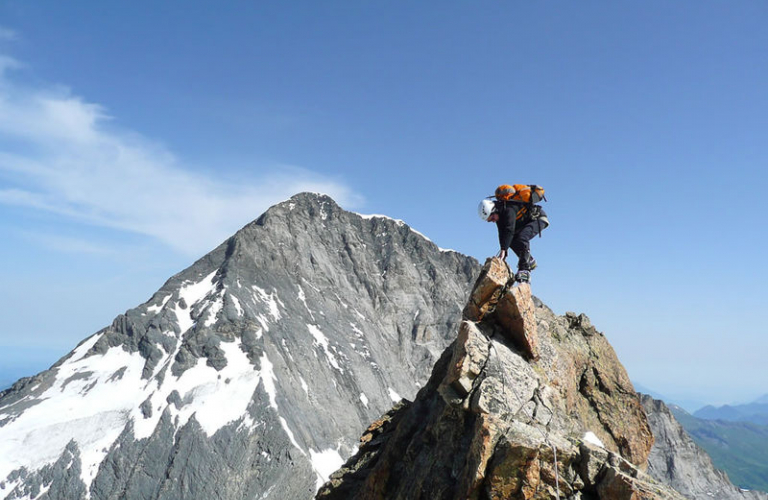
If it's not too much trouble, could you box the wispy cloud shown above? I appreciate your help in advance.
[21,232,118,256]
[0,55,362,256]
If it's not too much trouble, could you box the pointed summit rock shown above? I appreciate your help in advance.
[318,258,678,500]
[0,193,480,500]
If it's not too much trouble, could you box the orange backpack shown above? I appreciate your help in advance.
[494,184,546,204]
[494,184,547,220]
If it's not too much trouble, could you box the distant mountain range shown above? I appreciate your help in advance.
[754,394,768,405]
[642,395,767,500]
[671,405,768,492]
[637,387,768,492]
[632,382,708,414]
[694,396,768,425]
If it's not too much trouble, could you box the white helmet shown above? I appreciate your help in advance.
[478,199,496,221]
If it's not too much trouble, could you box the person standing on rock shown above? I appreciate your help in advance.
[478,184,549,283]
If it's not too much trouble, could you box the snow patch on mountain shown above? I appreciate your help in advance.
[256,316,270,334]
[230,294,243,317]
[171,342,260,436]
[173,302,194,336]
[179,270,218,308]
[146,295,171,314]
[348,324,372,360]
[388,388,401,402]
[0,344,145,489]
[69,333,104,364]
[279,416,305,456]
[297,285,315,321]
[259,353,278,411]
[0,478,21,498]
[252,285,282,321]
[172,270,219,334]
[131,339,273,440]
[584,431,605,448]
[357,213,412,225]
[0,330,279,492]
[204,293,224,327]
[309,447,344,490]
[308,324,343,373]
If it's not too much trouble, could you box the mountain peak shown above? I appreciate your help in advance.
[753,394,768,405]
[239,192,417,244]
[0,195,481,499]
[242,191,342,230]
[271,191,341,216]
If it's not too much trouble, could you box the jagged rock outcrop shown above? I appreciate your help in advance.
[318,258,682,500]
[0,193,480,500]
[642,395,768,500]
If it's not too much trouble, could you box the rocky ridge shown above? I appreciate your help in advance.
[318,258,682,500]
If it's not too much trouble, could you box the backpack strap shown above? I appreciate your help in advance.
[528,184,537,210]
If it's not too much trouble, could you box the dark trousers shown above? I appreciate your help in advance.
[511,219,548,271]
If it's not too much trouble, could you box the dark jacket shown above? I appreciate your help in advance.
[495,200,548,251]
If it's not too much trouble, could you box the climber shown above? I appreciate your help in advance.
[478,184,549,283]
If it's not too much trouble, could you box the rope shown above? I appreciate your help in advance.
[488,341,561,500]
[552,443,561,500]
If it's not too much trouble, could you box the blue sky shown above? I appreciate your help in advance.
[0,1,766,406]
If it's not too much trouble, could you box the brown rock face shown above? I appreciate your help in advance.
[317,258,677,500]
[463,257,510,321]
[443,321,492,398]
[493,283,539,360]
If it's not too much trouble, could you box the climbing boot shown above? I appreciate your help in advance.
[515,270,531,283]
